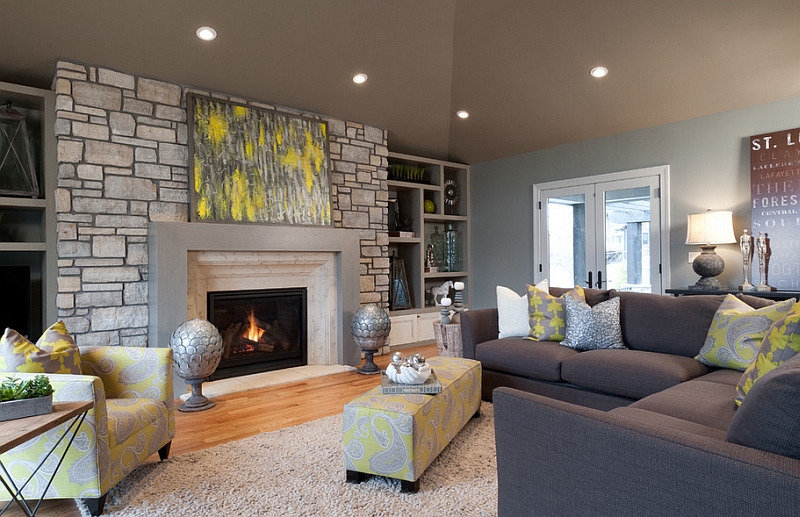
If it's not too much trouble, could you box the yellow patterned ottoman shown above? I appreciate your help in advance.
[343,356,482,492]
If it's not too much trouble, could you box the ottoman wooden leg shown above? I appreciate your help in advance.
[473,408,481,419]
[401,479,420,493]
[346,469,367,484]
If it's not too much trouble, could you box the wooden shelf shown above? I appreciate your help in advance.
[424,271,468,279]
[0,242,47,252]
[0,197,47,209]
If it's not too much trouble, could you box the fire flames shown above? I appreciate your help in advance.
[244,308,265,343]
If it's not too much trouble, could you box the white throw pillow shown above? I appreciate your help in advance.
[497,279,548,338]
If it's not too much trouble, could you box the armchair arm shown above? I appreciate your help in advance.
[493,387,800,517]
[5,372,107,422]
[79,346,174,406]
[1,373,110,499]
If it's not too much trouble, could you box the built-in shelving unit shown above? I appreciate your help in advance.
[0,82,57,337]
[386,152,470,347]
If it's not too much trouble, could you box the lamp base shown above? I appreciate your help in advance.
[690,245,725,291]
[688,277,723,290]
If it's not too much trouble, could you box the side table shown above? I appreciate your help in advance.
[433,322,463,357]
[1,401,92,516]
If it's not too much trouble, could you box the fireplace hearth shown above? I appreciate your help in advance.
[207,288,307,381]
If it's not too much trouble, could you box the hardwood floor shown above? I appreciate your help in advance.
[4,344,437,516]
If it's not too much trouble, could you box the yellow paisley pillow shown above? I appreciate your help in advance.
[525,285,585,342]
[0,321,82,374]
[735,301,800,406]
[696,295,796,371]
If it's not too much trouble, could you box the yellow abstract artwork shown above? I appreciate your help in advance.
[188,94,331,225]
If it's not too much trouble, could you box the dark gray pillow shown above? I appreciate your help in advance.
[726,354,800,459]
[736,293,777,309]
[550,286,611,307]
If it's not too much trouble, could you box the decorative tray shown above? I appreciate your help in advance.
[380,371,442,395]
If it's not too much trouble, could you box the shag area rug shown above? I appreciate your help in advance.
[78,402,497,516]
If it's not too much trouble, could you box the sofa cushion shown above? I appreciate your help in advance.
[630,379,737,431]
[735,300,800,406]
[526,285,585,342]
[562,350,710,400]
[697,368,743,386]
[610,406,728,441]
[476,338,578,382]
[611,291,725,357]
[0,321,82,374]
[726,354,800,460]
[561,296,625,351]
[696,295,796,371]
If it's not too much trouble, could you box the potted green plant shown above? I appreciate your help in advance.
[0,375,55,421]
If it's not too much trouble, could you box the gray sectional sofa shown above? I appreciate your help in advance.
[461,288,800,517]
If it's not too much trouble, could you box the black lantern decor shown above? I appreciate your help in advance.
[0,101,39,198]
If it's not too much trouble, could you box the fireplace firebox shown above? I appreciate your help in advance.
[207,288,307,381]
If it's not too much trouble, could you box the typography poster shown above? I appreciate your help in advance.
[750,127,800,289]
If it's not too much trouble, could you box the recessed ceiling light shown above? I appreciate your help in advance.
[196,26,217,41]
[352,73,368,84]
[456,110,470,119]
[590,66,608,78]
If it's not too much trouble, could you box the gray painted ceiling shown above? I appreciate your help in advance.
[2,0,800,164]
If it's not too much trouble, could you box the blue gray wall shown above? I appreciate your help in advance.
[470,95,800,309]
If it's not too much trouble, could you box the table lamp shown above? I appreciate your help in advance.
[685,210,736,290]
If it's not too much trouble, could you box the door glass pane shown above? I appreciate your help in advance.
[547,194,586,287]
[604,187,651,292]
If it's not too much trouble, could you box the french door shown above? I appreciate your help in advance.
[533,166,669,293]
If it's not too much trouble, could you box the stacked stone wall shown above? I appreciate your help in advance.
[53,60,389,347]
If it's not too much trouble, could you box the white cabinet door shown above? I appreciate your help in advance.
[388,314,418,346]
[416,312,439,341]
[389,313,440,346]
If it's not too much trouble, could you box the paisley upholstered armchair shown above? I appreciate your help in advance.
[1,346,175,516]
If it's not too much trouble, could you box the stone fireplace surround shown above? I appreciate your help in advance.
[149,221,362,397]
[52,60,390,359]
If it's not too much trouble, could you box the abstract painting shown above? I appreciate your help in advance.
[188,94,331,225]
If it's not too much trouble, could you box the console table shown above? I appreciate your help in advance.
[665,288,800,301]
[0,401,91,516]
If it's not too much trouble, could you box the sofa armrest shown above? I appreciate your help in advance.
[493,387,800,517]
[460,308,499,359]
[79,346,174,406]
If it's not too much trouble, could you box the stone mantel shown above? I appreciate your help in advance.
[148,221,362,373]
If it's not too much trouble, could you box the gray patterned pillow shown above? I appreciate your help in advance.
[561,296,626,351]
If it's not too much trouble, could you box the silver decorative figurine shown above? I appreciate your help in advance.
[756,231,773,292]
[739,229,755,292]
[351,303,391,374]
[170,318,224,412]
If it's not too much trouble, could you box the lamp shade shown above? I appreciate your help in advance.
[685,210,736,245]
